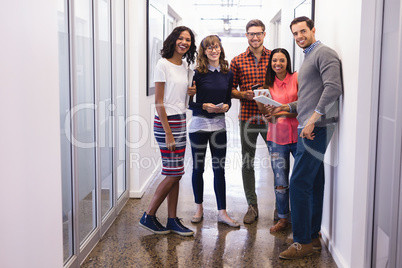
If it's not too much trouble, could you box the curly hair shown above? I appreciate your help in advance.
[263,48,293,89]
[160,26,197,66]
[195,35,229,74]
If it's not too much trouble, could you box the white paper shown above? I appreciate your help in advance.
[216,102,224,108]
[186,68,195,108]
[254,89,272,98]
[188,68,194,87]
[253,95,282,107]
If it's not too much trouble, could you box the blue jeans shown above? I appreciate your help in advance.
[268,141,297,219]
[189,130,227,210]
[290,125,335,244]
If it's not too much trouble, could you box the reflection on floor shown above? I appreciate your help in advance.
[81,102,338,267]
[82,148,337,267]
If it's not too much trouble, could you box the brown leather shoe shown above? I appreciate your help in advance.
[286,237,322,250]
[243,204,258,224]
[270,218,290,233]
[279,242,313,259]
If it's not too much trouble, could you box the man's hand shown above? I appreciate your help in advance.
[300,112,322,140]
[300,123,315,140]
[242,90,254,100]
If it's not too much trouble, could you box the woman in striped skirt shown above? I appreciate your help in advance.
[139,26,197,236]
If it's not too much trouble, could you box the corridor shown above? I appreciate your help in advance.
[81,102,338,268]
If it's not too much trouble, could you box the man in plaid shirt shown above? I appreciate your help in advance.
[230,19,271,224]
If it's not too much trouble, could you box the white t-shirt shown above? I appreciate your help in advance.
[154,58,190,116]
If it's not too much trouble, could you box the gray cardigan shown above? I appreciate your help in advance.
[289,43,343,127]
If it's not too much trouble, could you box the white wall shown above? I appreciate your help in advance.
[315,1,382,267]
[315,1,363,266]
[127,1,165,198]
[0,1,63,268]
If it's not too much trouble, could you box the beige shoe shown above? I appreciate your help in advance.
[191,214,203,223]
[279,242,313,260]
[218,215,240,227]
[286,237,322,250]
[243,204,258,224]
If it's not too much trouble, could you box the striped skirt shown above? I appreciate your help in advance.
[154,114,187,176]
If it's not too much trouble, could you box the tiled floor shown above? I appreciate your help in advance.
[81,102,338,268]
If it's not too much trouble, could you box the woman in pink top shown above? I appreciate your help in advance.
[258,48,298,232]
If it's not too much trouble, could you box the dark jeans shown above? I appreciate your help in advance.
[189,130,227,210]
[290,125,335,244]
[268,141,297,219]
[239,120,268,205]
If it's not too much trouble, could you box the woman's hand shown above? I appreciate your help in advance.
[221,104,229,113]
[188,81,196,96]
[215,104,229,113]
[165,133,176,151]
[264,106,278,123]
[263,104,290,123]
[267,115,278,124]
[264,104,283,115]
[203,103,228,113]
[203,103,220,113]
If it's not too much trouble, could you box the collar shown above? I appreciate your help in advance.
[246,46,270,57]
[303,40,321,55]
[208,65,221,72]
[274,73,291,87]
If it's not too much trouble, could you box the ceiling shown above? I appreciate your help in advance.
[191,0,264,37]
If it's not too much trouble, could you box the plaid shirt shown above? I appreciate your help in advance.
[230,46,271,124]
[303,40,321,55]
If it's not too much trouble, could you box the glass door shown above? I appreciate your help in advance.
[113,0,127,203]
[95,0,114,221]
[59,0,128,266]
[72,0,98,246]
[372,0,402,267]
[58,0,74,261]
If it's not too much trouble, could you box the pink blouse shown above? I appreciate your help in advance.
[267,72,299,145]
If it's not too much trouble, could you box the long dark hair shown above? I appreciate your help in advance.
[196,35,229,74]
[263,48,293,88]
[160,26,197,66]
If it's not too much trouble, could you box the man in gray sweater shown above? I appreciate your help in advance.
[268,16,342,259]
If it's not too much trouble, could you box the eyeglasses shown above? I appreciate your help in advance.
[206,45,221,52]
[246,32,264,38]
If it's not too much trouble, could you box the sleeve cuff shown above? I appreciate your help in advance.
[315,109,324,115]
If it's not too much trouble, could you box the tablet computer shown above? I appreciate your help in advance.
[253,95,282,107]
